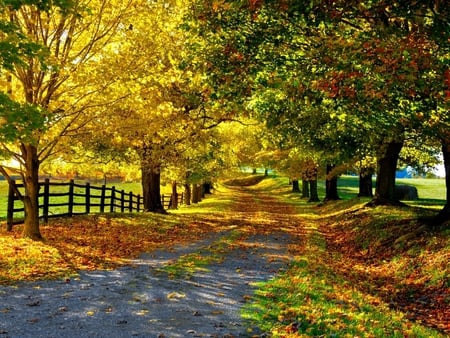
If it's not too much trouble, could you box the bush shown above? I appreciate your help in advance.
[395,185,418,200]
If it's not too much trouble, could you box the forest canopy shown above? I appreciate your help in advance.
[0,0,449,238]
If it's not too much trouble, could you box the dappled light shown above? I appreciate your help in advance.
[0,0,449,335]
[0,175,449,336]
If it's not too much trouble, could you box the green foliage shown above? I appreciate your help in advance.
[0,92,47,147]
[2,0,75,11]
[185,0,450,186]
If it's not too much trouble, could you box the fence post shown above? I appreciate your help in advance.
[43,178,50,224]
[128,192,133,212]
[120,190,125,212]
[85,182,90,214]
[100,185,106,213]
[68,179,74,217]
[6,180,16,231]
[110,186,115,213]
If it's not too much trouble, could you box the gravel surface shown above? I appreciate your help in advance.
[0,230,293,338]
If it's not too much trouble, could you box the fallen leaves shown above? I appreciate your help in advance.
[316,205,450,335]
[0,176,448,337]
[166,291,186,300]
[0,212,220,284]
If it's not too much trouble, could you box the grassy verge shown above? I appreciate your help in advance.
[241,176,449,337]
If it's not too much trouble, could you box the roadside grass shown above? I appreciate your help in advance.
[245,256,443,338]
[241,176,449,337]
[156,229,242,279]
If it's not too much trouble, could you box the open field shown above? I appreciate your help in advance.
[0,180,174,221]
[0,175,445,221]
[335,175,446,207]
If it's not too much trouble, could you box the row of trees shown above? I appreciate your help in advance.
[0,0,449,239]
[185,0,450,222]
[0,0,243,239]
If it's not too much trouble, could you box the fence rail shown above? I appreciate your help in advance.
[7,179,183,229]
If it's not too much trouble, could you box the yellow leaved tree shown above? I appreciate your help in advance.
[0,0,134,239]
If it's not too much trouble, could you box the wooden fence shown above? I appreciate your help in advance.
[7,179,183,229]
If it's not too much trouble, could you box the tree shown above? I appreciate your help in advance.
[0,0,133,239]
[186,0,449,209]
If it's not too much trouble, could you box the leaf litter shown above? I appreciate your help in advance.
[0,186,295,337]
[0,177,448,337]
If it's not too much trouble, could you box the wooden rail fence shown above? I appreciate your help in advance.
[7,179,183,229]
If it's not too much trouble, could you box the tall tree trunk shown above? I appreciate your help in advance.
[370,141,403,206]
[169,180,178,209]
[141,162,165,213]
[325,164,340,201]
[308,179,320,202]
[435,140,450,225]
[192,184,201,203]
[358,171,373,197]
[184,183,191,205]
[22,144,42,240]
[301,179,309,198]
[292,179,300,192]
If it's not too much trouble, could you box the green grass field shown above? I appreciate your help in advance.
[335,175,446,201]
[0,180,175,221]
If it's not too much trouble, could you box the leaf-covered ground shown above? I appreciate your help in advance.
[0,175,449,336]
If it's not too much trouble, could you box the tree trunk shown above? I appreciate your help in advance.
[192,184,201,203]
[308,180,320,202]
[358,172,373,197]
[325,164,340,201]
[184,183,191,205]
[203,182,212,194]
[141,162,165,213]
[201,183,205,199]
[370,141,404,206]
[301,179,309,198]
[22,144,42,240]
[197,184,203,201]
[169,180,178,209]
[434,140,450,225]
[292,179,300,192]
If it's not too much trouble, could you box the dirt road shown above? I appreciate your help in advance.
[0,186,299,338]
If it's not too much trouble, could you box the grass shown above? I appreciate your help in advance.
[332,175,446,202]
[156,229,242,279]
[0,180,174,221]
[240,176,449,337]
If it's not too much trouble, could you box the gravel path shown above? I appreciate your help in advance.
[0,229,293,338]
